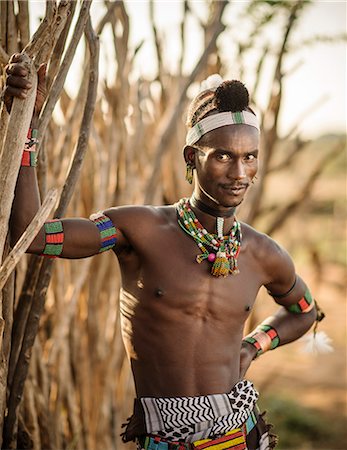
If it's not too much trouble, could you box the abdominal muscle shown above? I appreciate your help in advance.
[120,287,246,398]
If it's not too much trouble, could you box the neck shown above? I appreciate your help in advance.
[190,195,236,218]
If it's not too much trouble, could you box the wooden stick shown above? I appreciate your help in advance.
[0,52,37,263]
[38,0,92,142]
[0,44,9,65]
[54,14,99,217]
[265,141,345,235]
[144,8,227,203]
[0,188,58,291]
[17,1,30,48]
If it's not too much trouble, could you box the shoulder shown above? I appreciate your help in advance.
[100,204,176,254]
[104,204,175,228]
[241,222,295,289]
[104,204,177,242]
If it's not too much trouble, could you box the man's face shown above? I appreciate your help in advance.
[191,124,259,209]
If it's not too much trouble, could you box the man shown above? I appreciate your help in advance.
[4,57,318,450]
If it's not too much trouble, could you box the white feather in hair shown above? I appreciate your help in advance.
[200,74,224,93]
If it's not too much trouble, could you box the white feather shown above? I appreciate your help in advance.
[300,331,334,355]
[200,74,224,93]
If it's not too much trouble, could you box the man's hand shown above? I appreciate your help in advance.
[239,341,257,380]
[3,53,46,116]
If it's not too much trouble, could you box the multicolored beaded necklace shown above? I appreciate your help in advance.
[176,198,242,277]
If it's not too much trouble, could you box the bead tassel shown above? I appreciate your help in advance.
[176,198,242,277]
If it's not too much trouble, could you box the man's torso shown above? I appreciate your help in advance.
[109,204,271,397]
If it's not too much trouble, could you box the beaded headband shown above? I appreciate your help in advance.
[186,111,260,146]
[186,74,260,146]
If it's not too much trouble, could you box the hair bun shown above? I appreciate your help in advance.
[215,80,249,112]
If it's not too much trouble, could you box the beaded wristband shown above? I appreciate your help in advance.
[243,324,280,358]
[21,128,38,167]
[42,220,64,258]
[286,289,315,314]
[89,212,117,253]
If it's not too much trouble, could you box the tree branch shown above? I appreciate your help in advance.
[0,188,57,290]
[144,2,227,203]
[265,141,345,236]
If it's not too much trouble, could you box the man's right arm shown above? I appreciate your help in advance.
[5,54,127,259]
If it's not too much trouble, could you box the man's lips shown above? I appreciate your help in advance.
[219,183,249,192]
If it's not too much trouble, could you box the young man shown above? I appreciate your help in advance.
[4,57,318,450]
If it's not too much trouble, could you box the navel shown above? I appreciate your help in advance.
[155,288,164,298]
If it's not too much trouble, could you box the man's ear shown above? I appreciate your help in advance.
[183,145,196,167]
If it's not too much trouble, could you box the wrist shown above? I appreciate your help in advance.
[243,324,280,358]
[21,127,38,168]
[241,340,258,360]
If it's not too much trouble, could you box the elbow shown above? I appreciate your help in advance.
[301,307,318,333]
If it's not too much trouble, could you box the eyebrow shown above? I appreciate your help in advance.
[194,145,259,155]
[202,147,259,156]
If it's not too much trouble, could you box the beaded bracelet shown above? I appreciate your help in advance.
[243,324,280,358]
[42,220,64,258]
[21,128,38,167]
[89,212,117,253]
[286,289,315,314]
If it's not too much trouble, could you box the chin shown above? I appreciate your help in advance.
[219,193,246,208]
[221,198,244,208]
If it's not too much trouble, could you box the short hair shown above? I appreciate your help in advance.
[186,80,255,128]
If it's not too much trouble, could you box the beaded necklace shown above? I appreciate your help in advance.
[176,198,242,277]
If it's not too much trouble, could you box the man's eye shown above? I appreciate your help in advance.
[245,154,256,161]
[216,153,231,161]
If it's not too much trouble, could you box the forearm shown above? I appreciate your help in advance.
[252,305,316,347]
[10,117,43,248]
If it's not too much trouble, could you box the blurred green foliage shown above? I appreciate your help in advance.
[259,395,347,449]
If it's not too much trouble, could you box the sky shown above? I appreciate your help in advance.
[29,0,346,140]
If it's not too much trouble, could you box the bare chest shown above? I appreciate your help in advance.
[120,220,264,322]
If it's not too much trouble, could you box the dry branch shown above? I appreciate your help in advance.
[144,3,227,203]
[38,0,92,141]
[0,53,37,262]
[17,1,30,48]
[46,1,77,91]
[54,15,99,217]
[4,14,99,447]
[0,45,9,65]
[23,0,57,58]
[0,188,58,290]
[243,2,304,225]
[265,141,345,236]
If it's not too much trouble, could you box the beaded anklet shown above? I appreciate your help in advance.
[286,289,315,314]
[89,212,117,253]
[243,324,280,358]
[21,128,38,167]
[42,220,64,258]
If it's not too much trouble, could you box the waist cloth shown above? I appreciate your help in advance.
[121,380,277,449]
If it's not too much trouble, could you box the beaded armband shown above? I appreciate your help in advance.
[89,212,117,253]
[21,128,38,167]
[42,220,64,258]
[243,324,280,358]
[286,289,315,314]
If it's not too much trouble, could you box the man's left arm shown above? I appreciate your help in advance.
[239,239,318,378]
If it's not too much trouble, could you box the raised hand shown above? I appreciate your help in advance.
[3,53,46,116]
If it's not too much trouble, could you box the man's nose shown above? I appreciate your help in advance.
[228,159,246,179]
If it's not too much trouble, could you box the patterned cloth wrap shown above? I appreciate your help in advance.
[137,410,266,450]
[123,380,272,449]
[141,380,258,442]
